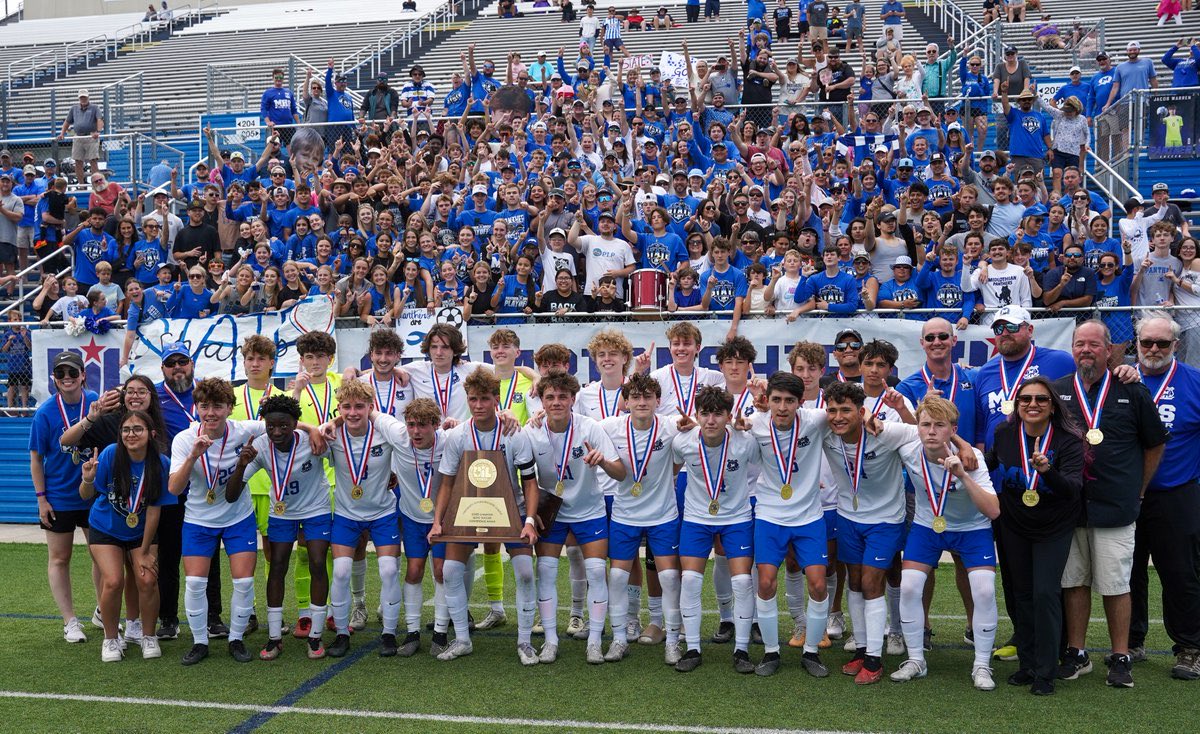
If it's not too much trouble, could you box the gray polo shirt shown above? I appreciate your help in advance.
[65,103,101,135]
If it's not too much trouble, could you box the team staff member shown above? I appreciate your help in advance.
[985,376,1085,696]
[1130,314,1200,680]
[1053,320,1166,689]
[80,410,174,662]
[30,351,100,644]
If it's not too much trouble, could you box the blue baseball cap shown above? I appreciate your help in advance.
[160,341,192,363]
[343,166,360,176]
[1023,203,1048,218]
[897,158,914,168]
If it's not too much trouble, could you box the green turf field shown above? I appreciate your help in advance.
[0,542,1192,734]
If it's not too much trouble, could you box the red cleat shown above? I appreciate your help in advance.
[293,617,312,639]
[842,656,865,676]
[855,664,884,685]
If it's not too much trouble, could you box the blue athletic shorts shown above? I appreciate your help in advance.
[332,512,400,549]
[904,524,996,569]
[182,513,258,558]
[399,512,445,560]
[823,508,838,543]
[836,515,904,569]
[605,495,614,518]
[609,518,681,561]
[679,519,754,560]
[543,515,608,547]
[266,512,332,544]
[754,518,829,569]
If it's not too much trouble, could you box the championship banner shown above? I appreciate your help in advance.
[465,316,1077,382]
[336,305,464,372]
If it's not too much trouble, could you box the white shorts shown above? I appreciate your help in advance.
[1061,524,1135,596]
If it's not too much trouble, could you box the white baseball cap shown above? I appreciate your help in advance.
[994,304,1032,326]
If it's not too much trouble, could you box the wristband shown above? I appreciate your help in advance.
[525,517,536,525]
[35,491,47,498]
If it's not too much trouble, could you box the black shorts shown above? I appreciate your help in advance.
[798,20,810,34]
[7,371,30,387]
[1051,150,1080,170]
[41,508,90,533]
[0,242,15,264]
[89,527,153,551]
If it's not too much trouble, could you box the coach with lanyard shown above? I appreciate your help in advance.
[897,318,977,444]
[1128,313,1200,681]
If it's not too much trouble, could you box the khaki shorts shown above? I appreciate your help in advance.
[71,135,101,161]
[810,26,828,40]
[1061,524,1135,596]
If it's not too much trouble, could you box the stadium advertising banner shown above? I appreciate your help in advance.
[1147,90,1198,160]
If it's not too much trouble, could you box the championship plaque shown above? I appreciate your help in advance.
[431,450,524,542]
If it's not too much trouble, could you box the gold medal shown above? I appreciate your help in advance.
[630,481,642,497]
[351,484,364,500]
[70,448,81,465]
[780,483,792,500]
[126,513,139,529]
[1000,400,1015,416]
[932,516,947,534]
[1085,428,1104,445]
[555,480,565,496]
[205,490,216,504]
[420,497,434,513]
[707,499,720,516]
[1022,489,1039,507]
[273,501,286,516]
[852,494,859,511]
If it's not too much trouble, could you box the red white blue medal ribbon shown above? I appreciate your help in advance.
[839,426,867,505]
[920,450,952,519]
[599,385,621,418]
[197,423,230,492]
[670,367,697,416]
[413,436,437,503]
[470,418,502,451]
[433,369,454,417]
[127,468,147,516]
[370,373,396,416]
[163,382,197,421]
[306,381,332,424]
[697,430,729,503]
[499,375,519,412]
[771,419,799,487]
[548,418,575,486]
[921,364,959,403]
[243,384,272,420]
[1072,370,1111,433]
[56,393,88,429]
[1019,426,1054,493]
[1139,359,1177,405]
[269,431,299,505]
[341,422,374,489]
[626,416,659,486]
[999,346,1037,405]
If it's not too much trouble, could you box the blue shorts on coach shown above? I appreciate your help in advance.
[543,515,608,546]
[754,518,829,568]
[267,513,332,544]
[610,518,681,560]
[332,512,400,548]
[836,515,903,569]
[182,514,258,557]
[904,524,996,569]
[679,519,754,559]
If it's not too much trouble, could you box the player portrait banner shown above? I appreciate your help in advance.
[336,305,464,372]
[1147,90,1198,160]
[464,316,1078,382]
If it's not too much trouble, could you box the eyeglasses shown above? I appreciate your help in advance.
[124,388,150,398]
[992,322,1023,335]
[120,425,148,436]
[1139,338,1175,350]
[53,366,80,379]
[923,333,951,343]
[834,341,862,352]
[1016,394,1050,405]
[163,357,190,368]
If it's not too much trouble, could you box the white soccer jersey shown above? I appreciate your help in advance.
[375,414,446,523]
[885,422,995,533]
[750,410,830,527]
[242,430,330,521]
[171,419,264,528]
[822,421,910,525]
[440,418,536,515]
[524,415,618,524]
[575,380,627,497]
[328,415,405,522]
[406,360,486,422]
[671,427,759,526]
[650,365,725,417]
[600,415,681,527]
[804,393,840,511]
[360,372,414,419]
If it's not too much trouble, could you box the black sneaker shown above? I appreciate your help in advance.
[1057,647,1092,680]
[1030,678,1055,696]
[326,633,351,658]
[750,623,763,645]
[710,621,734,644]
[425,619,435,632]
[801,651,830,678]
[157,621,179,641]
[755,651,781,676]
[398,631,421,657]
[181,643,209,666]
[674,648,702,672]
[1105,653,1134,688]
[207,618,230,639]
[1007,669,1036,686]
[228,639,251,663]
[732,648,755,674]
[246,614,259,635]
[379,633,399,657]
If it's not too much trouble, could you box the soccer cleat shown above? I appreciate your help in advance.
[228,639,252,663]
[664,641,682,666]
[1007,669,1036,686]
[972,665,996,691]
[638,623,665,645]
[801,652,830,678]
[326,616,339,633]
[566,615,588,640]
[260,638,283,661]
[842,651,866,676]
[538,642,558,664]
[890,659,928,682]
[101,638,124,663]
[377,604,383,623]
[156,621,179,641]
[604,640,628,662]
[280,620,291,636]
[586,643,605,664]
[817,632,832,649]
[788,626,806,648]
[517,643,540,666]
[1057,648,1092,680]
[855,661,884,685]
[141,637,162,660]
[963,625,974,646]
[307,637,326,660]
[843,637,858,652]
[1105,653,1134,688]
[755,651,781,677]
[398,632,421,658]
[207,618,230,640]
[1129,646,1148,663]
[350,603,368,632]
[532,615,544,635]
[246,615,259,635]
[181,643,209,666]
[1172,649,1200,680]
[63,618,87,644]
[125,619,144,647]
[1030,679,1055,696]
[468,612,476,632]
[826,611,846,639]
[924,628,934,651]
[625,618,643,641]
[326,634,351,658]
[710,621,735,644]
[430,632,448,658]
[733,649,755,674]
[436,638,473,661]
[476,609,508,630]
[293,617,312,639]
[379,633,399,657]
[674,648,702,672]
[91,606,104,628]
[750,623,763,645]
[993,643,1019,662]
[886,632,906,656]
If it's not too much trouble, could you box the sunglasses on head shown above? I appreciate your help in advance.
[834,341,862,352]
[53,366,80,379]
[1016,394,1050,405]
[923,333,951,343]
[992,322,1023,335]
[1139,338,1175,350]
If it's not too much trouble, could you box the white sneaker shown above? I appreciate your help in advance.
[664,641,682,666]
[350,603,368,631]
[586,642,605,664]
[565,615,587,639]
[101,638,124,662]
[436,638,473,661]
[972,665,996,691]
[124,619,144,647]
[476,609,508,630]
[63,618,87,644]
[826,611,845,639]
[531,615,544,635]
[843,637,858,652]
[117,634,127,651]
[604,640,628,662]
[886,632,907,656]
[538,642,558,664]
[889,658,928,682]
[91,606,104,628]
[625,618,643,640]
[141,636,162,659]
[517,643,539,666]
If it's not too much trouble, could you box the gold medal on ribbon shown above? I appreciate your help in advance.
[932,516,947,534]
[351,484,364,500]
[126,513,139,529]
[555,480,565,496]
[420,497,434,513]
[273,501,286,516]
[708,499,720,516]
[1022,489,1039,507]
[70,448,81,465]
[630,481,642,497]
[852,494,859,511]
[205,490,216,504]
[1086,428,1104,445]
[1000,400,1015,416]
[780,483,792,500]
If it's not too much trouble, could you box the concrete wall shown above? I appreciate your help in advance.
[24,0,284,20]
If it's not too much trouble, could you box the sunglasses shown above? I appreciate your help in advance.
[53,366,80,379]
[923,333,951,343]
[992,323,1023,335]
[1063,252,1084,258]
[1098,262,1117,269]
[163,357,191,368]
[834,341,862,352]
[1139,338,1175,350]
[1016,394,1050,405]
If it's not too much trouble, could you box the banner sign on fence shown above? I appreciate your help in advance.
[335,306,461,372]
[1147,90,1198,160]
